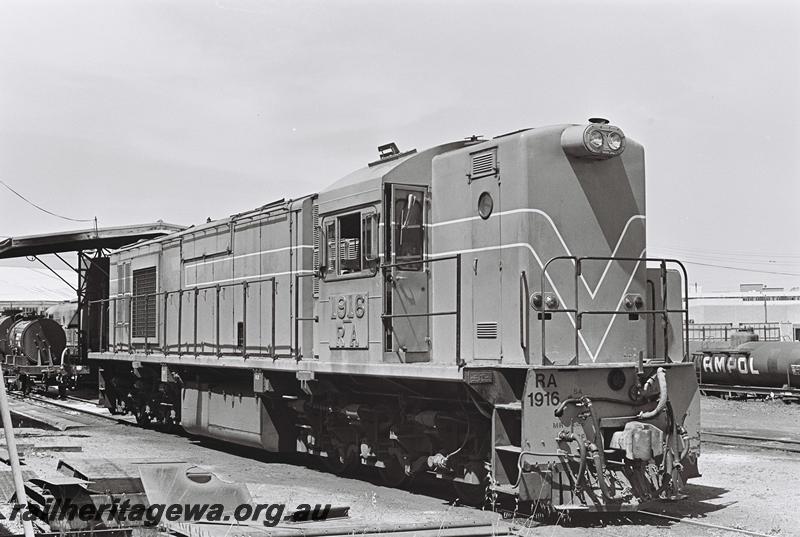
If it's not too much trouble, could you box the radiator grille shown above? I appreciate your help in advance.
[470,150,497,179]
[476,321,498,339]
[132,266,157,338]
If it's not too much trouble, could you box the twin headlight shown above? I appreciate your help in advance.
[561,120,626,159]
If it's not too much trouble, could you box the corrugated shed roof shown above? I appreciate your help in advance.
[0,266,76,301]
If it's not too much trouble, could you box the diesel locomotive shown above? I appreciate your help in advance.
[89,120,701,514]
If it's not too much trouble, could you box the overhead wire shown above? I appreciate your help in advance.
[653,245,800,259]
[671,260,800,277]
[0,179,95,224]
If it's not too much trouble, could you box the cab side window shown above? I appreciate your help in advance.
[321,208,378,279]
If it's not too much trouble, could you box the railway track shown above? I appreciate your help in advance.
[3,392,795,537]
[15,392,800,456]
[7,391,134,426]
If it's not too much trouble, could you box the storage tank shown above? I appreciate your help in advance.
[5,318,67,367]
[694,340,800,389]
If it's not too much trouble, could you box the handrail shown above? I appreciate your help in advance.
[539,256,690,365]
[381,254,462,366]
[89,275,277,358]
[294,273,316,360]
[519,271,529,361]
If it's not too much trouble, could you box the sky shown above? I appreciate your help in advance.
[0,0,799,294]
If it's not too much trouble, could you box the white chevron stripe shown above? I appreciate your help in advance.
[430,243,645,362]
[430,209,645,299]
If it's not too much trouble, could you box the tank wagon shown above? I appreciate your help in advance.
[1,315,68,393]
[693,329,800,394]
[89,121,701,514]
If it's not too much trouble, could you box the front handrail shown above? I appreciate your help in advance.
[381,254,462,366]
[539,256,690,365]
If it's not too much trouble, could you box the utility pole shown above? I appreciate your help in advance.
[0,368,35,537]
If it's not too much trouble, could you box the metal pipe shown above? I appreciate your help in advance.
[193,288,199,355]
[661,260,669,362]
[558,431,587,489]
[242,281,248,358]
[519,271,528,354]
[0,366,35,537]
[112,298,116,352]
[382,311,457,319]
[574,259,580,364]
[128,295,132,354]
[294,274,300,360]
[215,286,221,357]
[98,299,104,352]
[162,291,169,354]
[271,279,276,358]
[638,367,668,420]
[144,294,149,354]
[177,290,183,356]
[455,253,461,365]
[585,402,626,502]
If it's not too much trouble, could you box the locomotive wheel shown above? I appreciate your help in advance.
[378,457,410,487]
[135,407,152,426]
[321,449,359,476]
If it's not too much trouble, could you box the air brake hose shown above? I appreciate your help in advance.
[558,432,587,489]
[585,401,627,502]
[554,396,587,418]
[638,367,668,420]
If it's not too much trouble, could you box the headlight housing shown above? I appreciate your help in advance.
[561,121,626,159]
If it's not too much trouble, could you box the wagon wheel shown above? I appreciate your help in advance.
[20,377,32,395]
[378,457,410,488]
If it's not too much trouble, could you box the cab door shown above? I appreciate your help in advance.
[470,169,502,360]
[384,185,430,362]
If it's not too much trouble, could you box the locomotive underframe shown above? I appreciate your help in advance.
[96,356,700,513]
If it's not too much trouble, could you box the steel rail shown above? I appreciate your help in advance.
[700,430,800,445]
[639,510,773,537]
[7,392,134,426]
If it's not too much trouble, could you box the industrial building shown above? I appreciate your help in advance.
[688,283,800,342]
